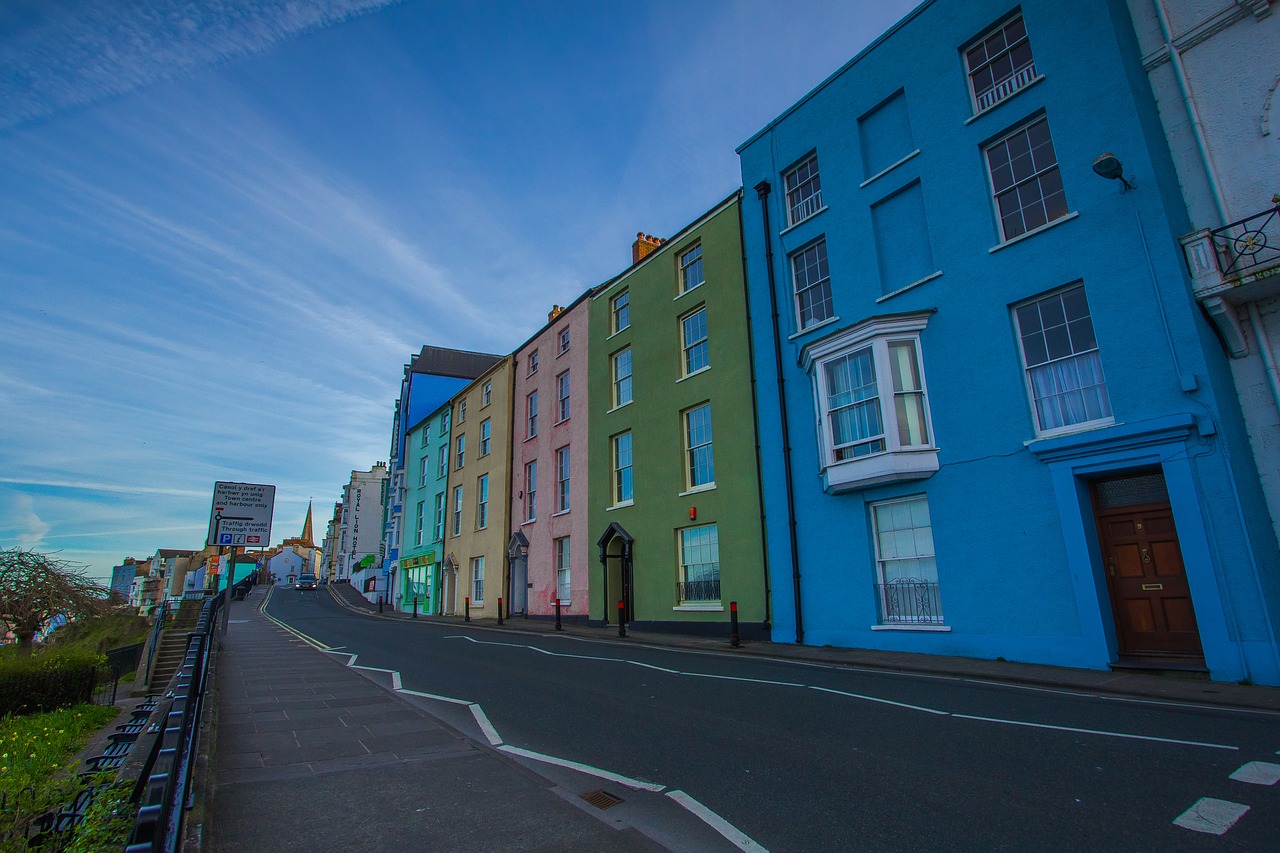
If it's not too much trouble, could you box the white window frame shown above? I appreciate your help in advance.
[963,13,1038,114]
[556,371,571,422]
[433,492,445,542]
[871,495,944,626]
[525,460,538,522]
[528,349,539,376]
[421,424,429,446]
[527,390,539,437]
[558,327,571,354]
[1012,284,1113,438]
[683,403,715,491]
[437,444,448,479]
[415,500,425,547]
[418,457,427,488]
[784,153,823,226]
[471,556,485,604]
[681,306,709,376]
[458,399,467,423]
[984,115,1068,242]
[801,311,939,493]
[611,290,630,334]
[480,418,491,456]
[679,243,704,294]
[791,239,834,332]
[455,434,465,470]
[612,347,633,407]
[554,537,571,603]
[555,445,570,512]
[678,524,721,604]
[476,474,489,529]
[451,485,463,536]
[612,431,633,505]
[482,381,492,407]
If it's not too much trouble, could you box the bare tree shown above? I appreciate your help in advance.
[0,548,112,653]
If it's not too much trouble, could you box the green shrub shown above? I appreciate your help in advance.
[41,613,151,657]
[0,650,105,717]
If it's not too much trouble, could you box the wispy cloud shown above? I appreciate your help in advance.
[0,0,403,133]
[0,478,210,499]
[2,492,51,550]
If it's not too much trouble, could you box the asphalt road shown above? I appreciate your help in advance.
[265,586,1280,851]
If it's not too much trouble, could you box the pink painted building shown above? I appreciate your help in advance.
[508,293,591,618]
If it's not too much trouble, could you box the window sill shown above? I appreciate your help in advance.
[989,211,1079,253]
[1022,417,1116,445]
[821,447,939,493]
[870,624,951,632]
[875,270,943,303]
[964,75,1046,126]
[673,282,705,303]
[606,501,634,512]
[859,150,921,189]
[678,484,716,497]
[521,519,537,526]
[556,348,570,359]
[523,434,538,443]
[673,603,723,612]
[551,509,571,517]
[606,328,630,342]
[778,205,829,237]
[788,315,840,341]
[606,401,633,415]
[677,367,711,384]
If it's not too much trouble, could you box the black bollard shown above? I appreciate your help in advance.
[413,597,418,619]
[617,600,627,638]
[378,596,383,614]
[730,600,741,648]
[498,597,504,625]
[465,596,471,622]
[555,598,563,631]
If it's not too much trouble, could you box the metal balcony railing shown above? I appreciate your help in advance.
[677,577,721,603]
[1211,197,1280,278]
[876,579,944,625]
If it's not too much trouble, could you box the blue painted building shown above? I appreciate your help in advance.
[737,0,1280,684]
[378,346,501,605]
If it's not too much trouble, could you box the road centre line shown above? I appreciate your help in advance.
[498,745,665,792]
[666,790,769,852]
[443,635,1240,750]
[950,714,1238,750]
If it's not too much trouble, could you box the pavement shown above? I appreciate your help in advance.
[200,586,729,852]
[199,580,1280,852]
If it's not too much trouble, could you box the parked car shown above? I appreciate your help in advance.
[296,573,317,591]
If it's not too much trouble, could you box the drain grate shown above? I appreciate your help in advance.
[581,789,624,810]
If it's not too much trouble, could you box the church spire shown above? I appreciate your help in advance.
[300,500,314,547]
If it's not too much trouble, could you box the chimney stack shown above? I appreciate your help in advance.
[548,304,563,323]
[631,232,665,265]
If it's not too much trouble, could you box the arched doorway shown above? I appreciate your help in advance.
[441,554,458,616]
[507,532,529,616]
[597,522,635,624]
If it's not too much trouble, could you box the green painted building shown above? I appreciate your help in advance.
[587,191,770,637]
[399,402,452,614]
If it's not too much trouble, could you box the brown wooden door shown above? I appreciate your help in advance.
[1094,498,1203,658]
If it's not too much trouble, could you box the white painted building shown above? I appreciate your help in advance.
[1129,0,1280,540]
[338,462,388,599]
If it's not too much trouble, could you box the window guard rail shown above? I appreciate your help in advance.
[875,579,944,625]
[677,578,721,603]
[1210,196,1280,278]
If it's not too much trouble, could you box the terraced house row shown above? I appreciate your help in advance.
[318,0,1280,686]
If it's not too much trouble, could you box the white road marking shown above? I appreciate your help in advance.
[809,685,949,715]
[498,745,666,792]
[469,703,504,746]
[395,688,472,706]
[951,714,1238,750]
[666,790,769,852]
[1229,761,1280,785]
[1173,798,1249,834]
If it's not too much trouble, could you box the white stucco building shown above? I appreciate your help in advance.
[1129,0,1280,540]
[338,462,388,598]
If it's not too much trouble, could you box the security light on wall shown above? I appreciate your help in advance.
[1092,152,1135,191]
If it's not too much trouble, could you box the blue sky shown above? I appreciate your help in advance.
[0,0,916,580]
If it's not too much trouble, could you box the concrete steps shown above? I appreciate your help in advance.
[148,599,207,689]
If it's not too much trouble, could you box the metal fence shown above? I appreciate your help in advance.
[1211,199,1280,277]
[91,641,145,706]
[875,579,945,625]
[677,578,721,603]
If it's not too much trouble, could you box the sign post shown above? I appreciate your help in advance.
[208,482,275,636]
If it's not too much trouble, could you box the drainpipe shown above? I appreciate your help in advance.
[1152,0,1230,225]
[754,180,804,645]
[737,195,772,630]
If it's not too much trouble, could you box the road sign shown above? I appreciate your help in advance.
[208,481,275,548]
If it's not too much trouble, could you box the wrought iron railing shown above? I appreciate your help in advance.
[677,578,721,603]
[876,579,944,625]
[1210,197,1280,277]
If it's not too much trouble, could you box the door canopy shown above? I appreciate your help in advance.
[597,521,634,562]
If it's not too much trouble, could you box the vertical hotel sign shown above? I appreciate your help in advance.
[208,481,276,548]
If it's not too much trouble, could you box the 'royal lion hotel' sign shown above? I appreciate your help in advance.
[400,554,437,569]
